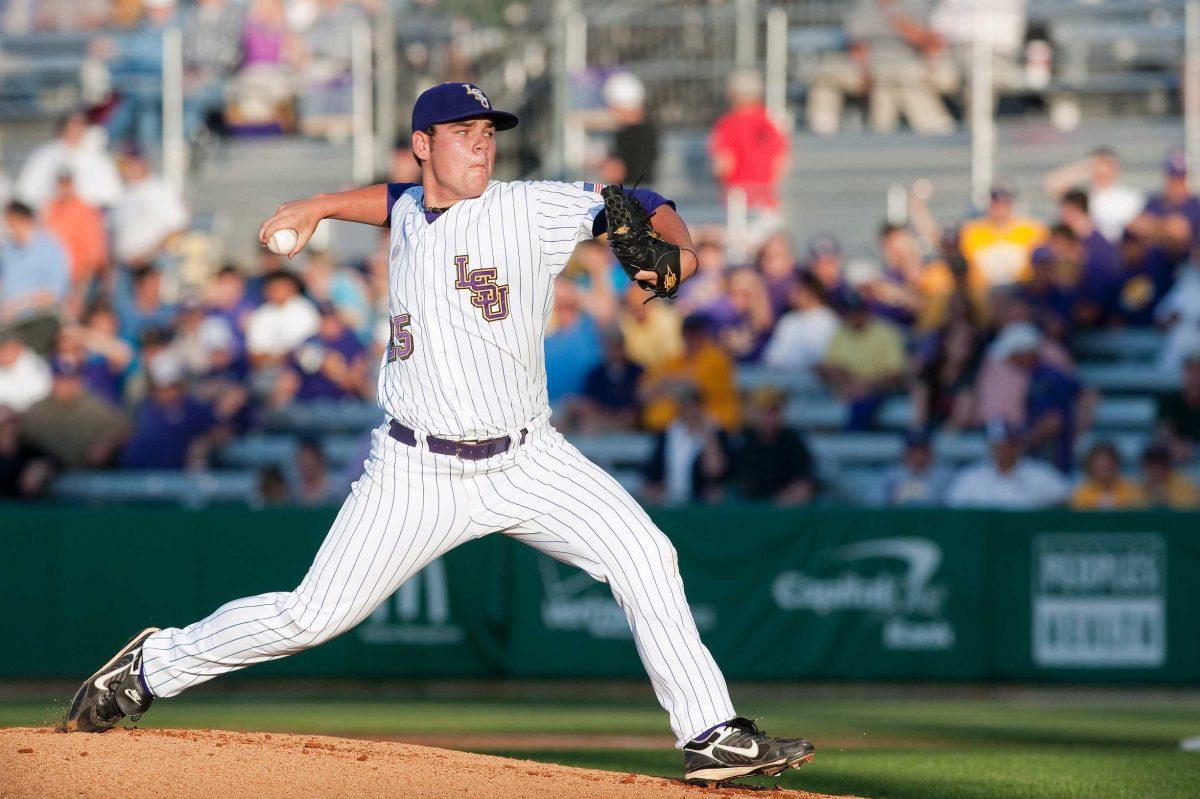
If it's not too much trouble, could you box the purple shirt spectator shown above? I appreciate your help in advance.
[121,395,217,470]
[1025,363,1082,473]
[291,330,366,401]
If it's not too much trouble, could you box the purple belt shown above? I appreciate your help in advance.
[389,419,527,461]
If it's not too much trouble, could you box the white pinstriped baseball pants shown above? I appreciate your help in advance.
[140,420,736,745]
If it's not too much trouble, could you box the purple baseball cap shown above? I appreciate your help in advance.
[411,83,519,133]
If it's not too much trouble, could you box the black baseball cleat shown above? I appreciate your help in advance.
[59,627,159,733]
[683,717,815,785]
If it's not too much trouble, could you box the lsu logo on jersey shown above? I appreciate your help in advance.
[453,255,509,322]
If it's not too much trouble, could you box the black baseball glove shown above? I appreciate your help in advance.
[601,185,682,300]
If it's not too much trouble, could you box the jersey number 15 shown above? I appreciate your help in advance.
[386,313,414,362]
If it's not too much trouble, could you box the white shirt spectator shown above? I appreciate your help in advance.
[112,174,189,264]
[762,306,838,371]
[246,296,320,357]
[1090,184,1144,243]
[0,345,51,412]
[945,456,1069,508]
[15,126,122,209]
[1155,260,1200,372]
[931,0,1026,58]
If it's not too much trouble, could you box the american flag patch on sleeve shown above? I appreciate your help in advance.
[582,181,605,194]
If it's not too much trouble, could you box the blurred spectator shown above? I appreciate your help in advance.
[930,0,1026,92]
[570,330,643,434]
[1140,442,1200,510]
[55,315,133,406]
[0,407,52,498]
[1014,245,1074,341]
[762,271,837,372]
[181,0,244,141]
[255,464,291,506]
[101,0,181,152]
[1043,147,1143,243]
[598,72,660,186]
[387,134,421,183]
[731,386,817,505]
[911,312,983,430]
[816,289,906,430]
[245,270,318,365]
[641,314,740,431]
[1131,148,1200,259]
[227,0,298,133]
[112,148,189,266]
[808,0,956,136]
[203,264,255,346]
[116,266,178,342]
[675,239,727,317]
[0,333,51,412]
[120,352,230,470]
[708,268,775,363]
[19,359,130,469]
[1109,229,1175,327]
[1154,247,1200,371]
[945,421,1069,508]
[303,252,372,339]
[806,234,846,295]
[868,223,924,327]
[42,170,109,308]
[755,232,799,318]
[642,384,730,505]
[1057,189,1122,327]
[959,185,1047,288]
[710,69,789,242]
[1156,346,1200,462]
[1,201,70,354]
[979,321,1094,472]
[545,278,603,404]
[618,282,683,371]
[1070,442,1145,510]
[974,319,1075,427]
[876,429,953,506]
[292,438,338,506]
[15,111,122,210]
[271,302,368,407]
[295,0,366,143]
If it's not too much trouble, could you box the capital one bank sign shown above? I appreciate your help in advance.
[770,537,955,652]
[1032,533,1166,668]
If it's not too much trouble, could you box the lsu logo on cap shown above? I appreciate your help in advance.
[463,84,491,110]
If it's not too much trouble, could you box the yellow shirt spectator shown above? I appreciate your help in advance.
[641,340,741,431]
[822,318,905,381]
[1070,478,1147,510]
[960,216,1047,287]
[915,259,991,332]
[1143,471,1200,509]
[620,303,684,371]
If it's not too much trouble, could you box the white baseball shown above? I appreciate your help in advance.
[267,228,299,255]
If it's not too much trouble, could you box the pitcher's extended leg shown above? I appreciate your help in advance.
[141,431,473,697]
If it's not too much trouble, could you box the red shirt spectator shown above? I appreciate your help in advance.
[709,71,789,210]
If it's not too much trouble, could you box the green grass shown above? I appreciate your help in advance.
[4,690,1198,799]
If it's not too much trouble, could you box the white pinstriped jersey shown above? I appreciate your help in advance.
[379,180,605,439]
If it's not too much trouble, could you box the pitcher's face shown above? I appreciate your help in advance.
[415,118,497,202]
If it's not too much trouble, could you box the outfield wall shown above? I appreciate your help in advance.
[3,506,1197,683]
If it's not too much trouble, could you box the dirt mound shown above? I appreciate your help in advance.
[0,727,858,799]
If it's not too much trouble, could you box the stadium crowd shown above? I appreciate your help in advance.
[0,2,1197,509]
[2,96,1199,511]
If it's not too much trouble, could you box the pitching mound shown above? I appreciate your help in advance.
[0,727,857,799]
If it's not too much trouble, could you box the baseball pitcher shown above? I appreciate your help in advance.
[62,83,814,785]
